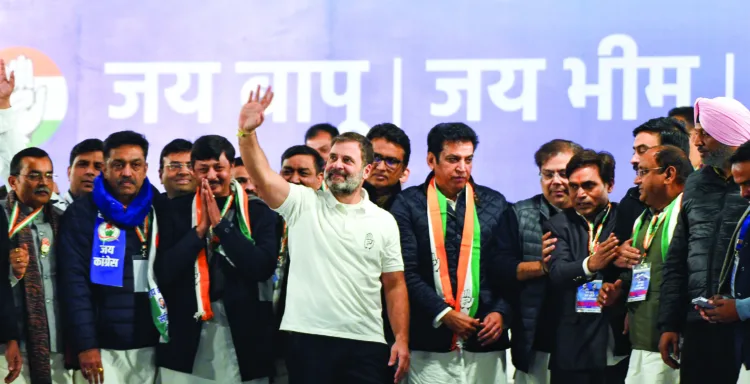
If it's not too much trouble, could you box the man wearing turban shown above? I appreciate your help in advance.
[658,97,750,384]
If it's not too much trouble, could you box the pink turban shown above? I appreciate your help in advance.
[694,97,750,146]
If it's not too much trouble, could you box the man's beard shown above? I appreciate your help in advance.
[325,168,363,195]
[702,143,735,168]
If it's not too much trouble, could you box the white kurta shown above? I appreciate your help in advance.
[625,350,679,384]
[159,301,268,384]
[0,351,74,384]
[0,108,28,183]
[739,365,750,383]
[72,347,157,384]
[409,349,506,384]
[514,350,550,384]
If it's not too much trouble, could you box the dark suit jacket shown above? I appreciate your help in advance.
[155,194,279,382]
[544,204,630,371]
[0,208,18,344]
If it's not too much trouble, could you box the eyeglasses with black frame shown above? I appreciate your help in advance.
[373,153,403,168]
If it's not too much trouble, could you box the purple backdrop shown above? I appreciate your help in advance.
[1,0,748,202]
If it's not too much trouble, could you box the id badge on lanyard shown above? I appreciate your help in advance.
[576,280,602,313]
[628,263,651,302]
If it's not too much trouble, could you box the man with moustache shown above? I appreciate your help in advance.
[495,139,583,384]
[232,157,258,197]
[274,145,325,313]
[271,145,324,384]
[669,106,702,170]
[270,145,324,384]
[51,139,104,212]
[0,148,71,383]
[156,135,279,384]
[58,131,165,384]
[159,138,196,199]
[658,97,750,384]
[391,123,510,383]
[544,150,629,383]
[364,123,411,211]
[279,145,324,191]
[711,141,750,382]
[238,87,410,384]
[614,118,691,244]
[598,146,692,383]
[304,123,339,160]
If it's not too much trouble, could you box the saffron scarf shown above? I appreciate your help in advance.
[426,178,480,349]
[631,193,683,262]
[192,180,253,321]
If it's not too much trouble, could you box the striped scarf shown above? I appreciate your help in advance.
[6,191,58,383]
[192,180,253,320]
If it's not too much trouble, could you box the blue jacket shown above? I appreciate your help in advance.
[390,173,512,352]
[57,190,163,354]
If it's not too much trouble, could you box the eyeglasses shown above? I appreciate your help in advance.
[540,170,566,180]
[166,162,192,171]
[18,172,56,182]
[635,145,652,155]
[373,153,403,168]
[636,167,664,178]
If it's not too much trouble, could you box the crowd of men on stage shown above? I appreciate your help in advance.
[4,62,750,384]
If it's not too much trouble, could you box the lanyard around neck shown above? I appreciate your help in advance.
[8,202,43,239]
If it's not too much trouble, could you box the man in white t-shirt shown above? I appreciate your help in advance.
[236,87,410,384]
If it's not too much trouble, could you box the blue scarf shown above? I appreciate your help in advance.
[92,174,153,227]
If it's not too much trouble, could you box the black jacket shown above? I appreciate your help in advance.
[544,203,630,371]
[719,207,750,368]
[0,210,17,344]
[391,174,512,352]
[155,194,279,382]
[659,167,748,332]
[57,190,164,354]
[495,194,560,372]
[365,181,403,344]
[614,186,646,243]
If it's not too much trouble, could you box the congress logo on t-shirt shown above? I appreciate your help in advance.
[364,233,374,249]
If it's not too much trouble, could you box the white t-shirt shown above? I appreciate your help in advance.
[275,183,404,344]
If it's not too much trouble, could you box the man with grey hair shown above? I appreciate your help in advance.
[658,97,750,384]
[496,138,583,384]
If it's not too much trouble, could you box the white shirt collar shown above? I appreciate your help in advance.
[321,187,369,213]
